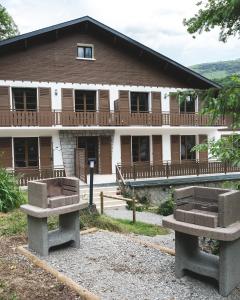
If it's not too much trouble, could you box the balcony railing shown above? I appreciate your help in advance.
[0,110,226,127]
[117,160,240,181]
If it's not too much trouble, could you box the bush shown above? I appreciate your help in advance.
[158,191,174,216]
[0,168,25,213]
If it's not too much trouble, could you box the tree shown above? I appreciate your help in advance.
[0,4,19,40]
[184,0,240,42]
[183,1,240,165]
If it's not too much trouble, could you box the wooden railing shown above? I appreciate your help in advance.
[0,110,226,127]
[9,167,65,186]
[117,160,240,180]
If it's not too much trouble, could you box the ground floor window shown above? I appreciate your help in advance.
[132,136,150,162]
[14,138,38,168]
[181,135,196,160]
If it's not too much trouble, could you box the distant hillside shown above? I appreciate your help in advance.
[190,58,240,81]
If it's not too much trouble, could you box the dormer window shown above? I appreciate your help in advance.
[77,44,94,60]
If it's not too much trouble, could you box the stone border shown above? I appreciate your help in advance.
[18,228,100,300]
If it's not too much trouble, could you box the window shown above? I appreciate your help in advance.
[131,92,148,113]
[12,88,37,111]
[75,90,96,112]
[77,45,93,59]
[180,95,195,113]
[132,136,150,162]
[181,135,196,160]
[14,138,38,168]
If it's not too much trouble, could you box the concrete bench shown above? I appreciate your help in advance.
[21,177,80,256]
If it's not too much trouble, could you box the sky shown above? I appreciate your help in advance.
[2,0,240,67]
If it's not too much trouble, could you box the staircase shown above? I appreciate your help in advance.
[80,185,126,210]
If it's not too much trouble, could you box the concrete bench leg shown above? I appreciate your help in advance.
[175,231,199,278]
[27,215,48,256]
[219,237,240,297]
[59,211,80,248]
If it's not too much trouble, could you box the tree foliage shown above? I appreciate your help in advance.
[0,4,19,40]
[184,0,240,42]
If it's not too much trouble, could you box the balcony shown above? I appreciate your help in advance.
[0,110,226,127]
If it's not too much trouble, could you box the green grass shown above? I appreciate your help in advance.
[0,209,169,237]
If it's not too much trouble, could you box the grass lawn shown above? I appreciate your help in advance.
[0,209,169,237]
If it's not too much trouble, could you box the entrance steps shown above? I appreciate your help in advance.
[79,185,126,209]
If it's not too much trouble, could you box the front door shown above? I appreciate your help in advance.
[77,136,99,173]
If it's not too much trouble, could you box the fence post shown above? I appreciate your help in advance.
[196,161,200,176]
[100,192,104,214]
[132,196,136,224]
[133,163,137,181]
[166,161,169,178]
[224,161,227,174]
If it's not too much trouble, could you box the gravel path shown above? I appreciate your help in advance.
[42,231,240,300]
[105,207,164,226]
[105,207,175,249]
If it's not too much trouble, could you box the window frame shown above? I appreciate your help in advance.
[130,92,149,113]
[180,95,196,113]
[132,136,150,163]
[180,135,196,161]
[76,44,95,60]
[12,87,38,111]
[14,137,39,168]
[75,90,97,112]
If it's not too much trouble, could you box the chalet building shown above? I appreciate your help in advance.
[0,16,229,185]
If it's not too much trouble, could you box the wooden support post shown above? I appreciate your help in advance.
[132,196,136,223]
[100,192,104,215]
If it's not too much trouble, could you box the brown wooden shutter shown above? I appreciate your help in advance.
[199,135,208,162]
[119,91,129,112]
[171,135,180,162]
[38,87,52,111]
[0,86,10,110]
[40,137,52,168]
[0,137,12,168]
[62,88,74,111]
[151,92,161,112]
[152,135,162,163]
[121,136,131,164]
[100,136,112,174]
[99,90,110,112]
[170,93,179,113]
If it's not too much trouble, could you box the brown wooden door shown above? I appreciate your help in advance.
[100,136,112,174]
[75,148,87,183]
[0,137,12,168]
[77,136,99,173]
[121,136,131,164]
[171,135,180,163]
[152,135,162,163]
[38,87,52,126]
[199,135,208,162]
[39,137,52,168]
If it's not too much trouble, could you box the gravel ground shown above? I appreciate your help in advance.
[105,207,164,226]
[105,207,175,249]
[41,231,240,300]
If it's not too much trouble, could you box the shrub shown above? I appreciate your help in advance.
[158,191,174,216]
[0,168,25,213]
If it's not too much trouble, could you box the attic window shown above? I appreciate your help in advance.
[77,44,94,60]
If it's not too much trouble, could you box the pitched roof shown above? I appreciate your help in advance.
[0,16,220,88]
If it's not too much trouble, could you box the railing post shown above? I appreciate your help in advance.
[224,161,227,174]
[196,161,200,176]
[100,191,104,215]
[166,161,169,178]
[133,163,137,181]
[132,196,136,224]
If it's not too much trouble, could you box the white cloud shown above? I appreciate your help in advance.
[1,0,240,66]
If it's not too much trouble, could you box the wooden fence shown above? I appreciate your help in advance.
[0,110,226,127]
[10,167,65,186]
[100,192,137,223]
[117,160,240,180]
